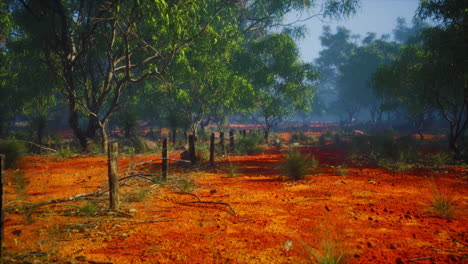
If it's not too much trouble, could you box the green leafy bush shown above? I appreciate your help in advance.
[235,134,263,155]
[431,152,452,168]
[79,202,98,216]
[291,132,312,143]
[280,148,312,181]
[347,133,419,172]
[54,145,74,161]
[0,140,27,168]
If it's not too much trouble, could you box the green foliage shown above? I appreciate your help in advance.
[428,189,457,219]
[196,143,211,162]
[226,163,240,178]
[431,152,452,168]
[280,148,314,181]
[347,133,420,172]
[79,202,98,216]
[290,132,313,144]
[318,134,327,146]
[236,134,263,155]
[0,140,27,168]
[309,238,350,264]
[54,145,74,161]
[177,177,196,193]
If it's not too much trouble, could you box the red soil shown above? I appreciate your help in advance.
[2,142,467,263]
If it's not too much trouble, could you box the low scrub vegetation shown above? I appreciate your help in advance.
[235,134,263,155]
[0,140,27,168]
[280,148,317,181]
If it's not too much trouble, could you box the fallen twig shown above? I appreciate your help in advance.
[408,256,432,262]
[431,222,468,247]
[17,140,57,153]
[178,201,236,215]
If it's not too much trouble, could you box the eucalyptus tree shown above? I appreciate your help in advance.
[161,25,251,138]
[10,0,235,152]
[372,0,467,156]
[335,34,399,123]
[236,33,318,141]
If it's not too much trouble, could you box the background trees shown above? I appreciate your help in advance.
[236,33,317,141]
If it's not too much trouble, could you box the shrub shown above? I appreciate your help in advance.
[54,145,74,161]
[79,202,98,216]
[0,140,27,168]
[318,134,327,146]
[309,238,350,264]
[280,148,311,181]
[236,134,263,155]
[431,152,452,168]
[177,177,196,193]
[428,189,457,219]
[196,143,211,161]
[226,163,240,178]
[291,132,312,143]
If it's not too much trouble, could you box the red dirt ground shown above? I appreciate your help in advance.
[2,137,467,263]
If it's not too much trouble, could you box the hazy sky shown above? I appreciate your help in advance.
[285,0,421,62]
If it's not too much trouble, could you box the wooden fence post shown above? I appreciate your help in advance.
[219,131,225,152]
[188,135,196,165]
[0,154,4,264]
[108,143,120,210]
[162,138,168,180]
[209,133,215,166]
[229,130,234,151]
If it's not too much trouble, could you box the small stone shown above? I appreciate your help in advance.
[129,208,137,213]
[367,242,373,248]
[368,217,373,221]
[395,257,404,264]
[325,205,331,211]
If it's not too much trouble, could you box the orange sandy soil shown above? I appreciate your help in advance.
[2,139,468,263]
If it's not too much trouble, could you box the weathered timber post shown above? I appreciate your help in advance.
[188,135,196,165]
[108,143,120,210]
[171,129,176,145]
[219,131,225,152]
[162,138,168,180]
[229,130,234,151]
[209,133,215,166]
[0,154,4,264]
[242,130,247,137]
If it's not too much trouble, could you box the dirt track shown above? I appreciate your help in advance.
[3,142,467,263]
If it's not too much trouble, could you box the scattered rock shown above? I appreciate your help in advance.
[367,242,373,248]
[324,205,331,211]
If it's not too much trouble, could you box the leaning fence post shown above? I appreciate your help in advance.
[209,133,215,166]
[0,154,4,264]
[162,138,168,180]
[189,135,196,165]
[108,143,120,210]
[229,130,234,151]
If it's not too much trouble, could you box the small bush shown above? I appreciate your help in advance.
[236,134,263,155]
[226,163,240,178]
[291,132,312,143]
[318,134,327,146]
[54,145,74,161]
[431,152,452,168]
[280,149,311,181]
[428,189,457,219]
[79,202,98,216]
[310,238,350,264]
[0,140,27,168]
[177,177,196,193]
[196,143,211,161]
